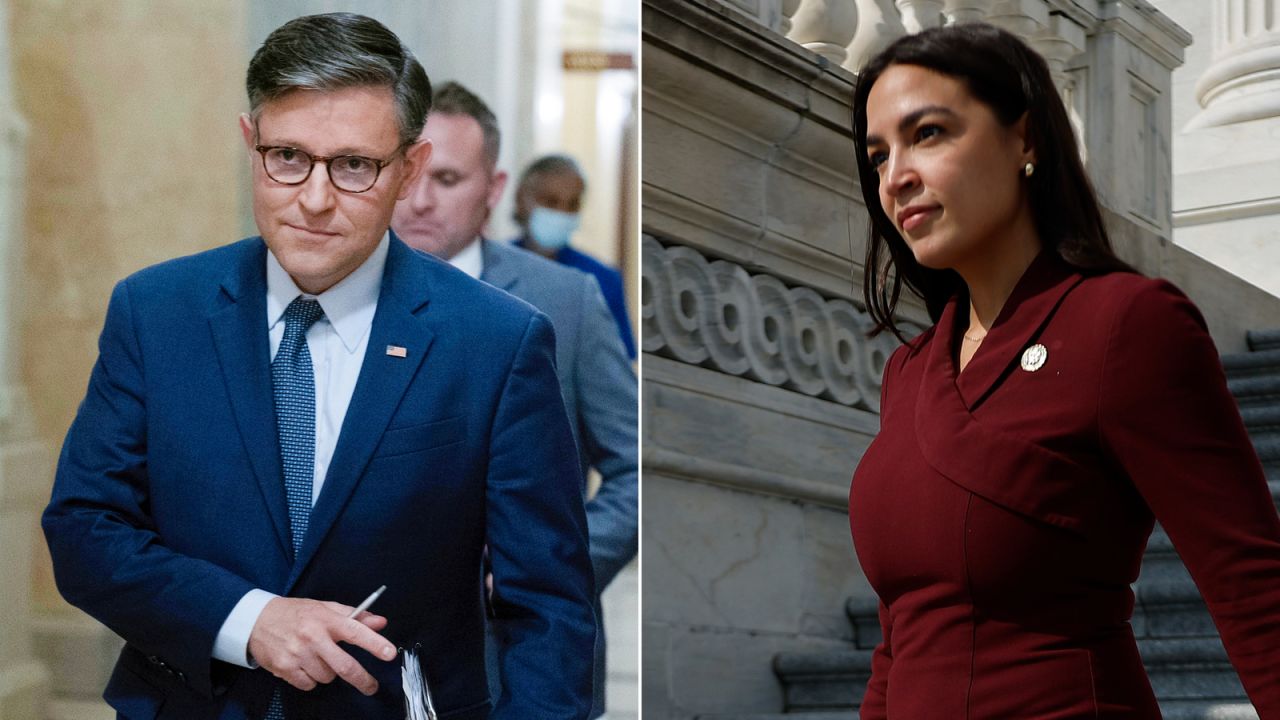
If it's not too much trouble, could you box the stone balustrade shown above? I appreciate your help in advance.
[731,0,1092,80]
[687,0,1190,238]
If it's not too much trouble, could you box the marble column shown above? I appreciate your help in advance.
[1189,0,1280,128]
[0,1,51,718]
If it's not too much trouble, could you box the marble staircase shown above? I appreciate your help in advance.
[703,329,1280,720]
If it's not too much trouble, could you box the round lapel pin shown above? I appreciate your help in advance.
[1021,343,1048,372]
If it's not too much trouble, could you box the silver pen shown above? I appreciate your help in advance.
[347,585,387,619]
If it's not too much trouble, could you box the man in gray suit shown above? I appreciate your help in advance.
[390,81,637,719]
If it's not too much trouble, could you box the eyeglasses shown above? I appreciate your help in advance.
[254,144,406,193]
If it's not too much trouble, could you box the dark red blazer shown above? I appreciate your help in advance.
[849,252,1280,719]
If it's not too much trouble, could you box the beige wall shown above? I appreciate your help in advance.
[557,0,639,347]
[12,0,246,645]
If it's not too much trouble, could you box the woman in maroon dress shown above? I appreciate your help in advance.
[849,23,1280,718]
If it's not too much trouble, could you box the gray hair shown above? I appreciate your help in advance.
[516,154,588,196]
[430,81,502,168]
[246,12,432,147]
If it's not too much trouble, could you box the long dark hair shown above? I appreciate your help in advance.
[852,23,1133,342]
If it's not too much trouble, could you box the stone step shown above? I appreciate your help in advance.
[1158,699,1259,720]
[1241,404,1280,432]
[768,635,1245,709]
[1228,374,1280,407]
[773,650,873,711]
[1222,348,1280,378]
[844,596,881,650]
[1133,598,1217,639]
[1249,432,1280,462]
[1141,636,1248,700]
[1139,635,1230,667]
[1247,329,1280,352]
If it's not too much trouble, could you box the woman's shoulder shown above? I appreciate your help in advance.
[1075,267,1203,320]
[1072,269,1204,333]
[1073,267,1186,304]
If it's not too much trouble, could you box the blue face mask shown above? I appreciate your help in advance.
[528,206,580,250]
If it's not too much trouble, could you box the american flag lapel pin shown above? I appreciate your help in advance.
[386,345,408,358]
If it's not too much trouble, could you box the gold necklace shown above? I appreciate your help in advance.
[962,331,986,343]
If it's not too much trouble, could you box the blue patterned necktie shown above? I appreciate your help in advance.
[265,296,324,720]
[273,296,324,555]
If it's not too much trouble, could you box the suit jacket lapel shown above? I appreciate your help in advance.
[953,252,1083,410]
[288,236,436,587]
[913,261,1104,534]
[207,240,292,560]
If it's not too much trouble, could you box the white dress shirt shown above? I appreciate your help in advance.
[449,236,484,279]
[211,233,388,668]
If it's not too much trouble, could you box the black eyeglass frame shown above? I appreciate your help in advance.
[253,141,412,194]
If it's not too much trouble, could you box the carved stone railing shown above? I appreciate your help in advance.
[695,0,1190,239]
[724,0,1093,77]
[642,235,915,413]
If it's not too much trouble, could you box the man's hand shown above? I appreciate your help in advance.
[248,597,397,695]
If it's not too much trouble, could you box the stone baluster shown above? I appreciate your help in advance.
[943,0,996,24]
[985,0,1049,39]
[895,0,945,32]
[1030,11,1087,93]
[1189,0,1280,129]
[844,0,907,72]
[780,0,803,34]
[788,0,861,65]
[0,1,51,717]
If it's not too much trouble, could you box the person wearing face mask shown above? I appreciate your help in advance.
[513,155,636,359]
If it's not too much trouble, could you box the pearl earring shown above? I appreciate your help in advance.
[1023,162,1035,177]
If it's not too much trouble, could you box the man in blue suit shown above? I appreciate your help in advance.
[391,82,637,719]
[42,14,595,720]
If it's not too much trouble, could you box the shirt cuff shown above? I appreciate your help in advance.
[212,589,278,668]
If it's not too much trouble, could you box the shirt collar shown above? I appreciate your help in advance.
[266,232,388,353]
[447,237,484,279]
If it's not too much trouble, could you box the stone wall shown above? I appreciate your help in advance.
[641,2,889,715]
